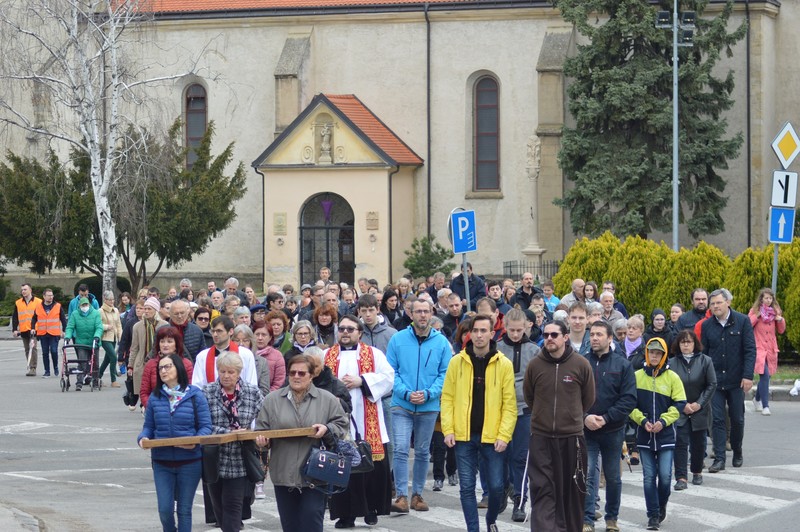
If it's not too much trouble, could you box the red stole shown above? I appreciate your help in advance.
[206,341,240,383]
[325,343,385,461]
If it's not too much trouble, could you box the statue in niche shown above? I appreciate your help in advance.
[319,123,332,164]
[526,134,541,181]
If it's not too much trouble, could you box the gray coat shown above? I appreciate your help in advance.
[670,353,717,431]
[255,384,348,488]
[496,335,540,416]
[254,355,271,397]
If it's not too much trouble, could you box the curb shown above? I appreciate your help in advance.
[0,504,42,531]
[746,385,799,402]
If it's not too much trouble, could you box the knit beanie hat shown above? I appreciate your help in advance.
[144,297,161,312]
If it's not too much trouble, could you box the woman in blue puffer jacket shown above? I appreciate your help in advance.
[138,353,212,532]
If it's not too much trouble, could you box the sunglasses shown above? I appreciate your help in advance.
[339,326,358,333]
[542,332,562,339]
[195,317,209,322]
[289,370,308,377]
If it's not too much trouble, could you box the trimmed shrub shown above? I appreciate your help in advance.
[553,231,622,296]
[650,241,731,312]
[604,236,671,317]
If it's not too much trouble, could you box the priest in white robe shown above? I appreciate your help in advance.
[323,314,395,528]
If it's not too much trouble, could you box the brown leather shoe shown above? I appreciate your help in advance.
[410,493,429,511]
[390,496,409,513]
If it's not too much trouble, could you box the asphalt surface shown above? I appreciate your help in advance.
[1,337,800,531]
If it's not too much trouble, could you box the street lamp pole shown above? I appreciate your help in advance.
[672,0,679,252]
[658,5,693,251]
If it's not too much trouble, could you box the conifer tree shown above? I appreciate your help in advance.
[554,0,746,238]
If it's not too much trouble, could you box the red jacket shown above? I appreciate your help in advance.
[140,355,194,408]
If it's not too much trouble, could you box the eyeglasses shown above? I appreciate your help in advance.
[158,364,175,372]
[542,332,562,339]
[289,370,308,377]
[339,326,358,333]
[679,340,694,344]
[413,309,431,314]
[294,331,310,337]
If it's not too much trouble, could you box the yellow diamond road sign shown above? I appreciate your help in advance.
[772,122,800,169]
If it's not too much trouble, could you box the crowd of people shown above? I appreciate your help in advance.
[9,268,785,532]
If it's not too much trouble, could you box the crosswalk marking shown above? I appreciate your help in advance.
[705,470,800,494]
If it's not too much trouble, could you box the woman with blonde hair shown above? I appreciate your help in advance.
[748,288,786,416]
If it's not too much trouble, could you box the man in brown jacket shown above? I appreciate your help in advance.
[523,320,595,532]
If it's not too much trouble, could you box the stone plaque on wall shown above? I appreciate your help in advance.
[274,212,287,235]
[366,211,379,230]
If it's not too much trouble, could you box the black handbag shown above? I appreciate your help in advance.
[301,442,351,494]
[242,440,266,483]
[350,415,374,474]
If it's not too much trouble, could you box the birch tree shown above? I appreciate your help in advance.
[0,0,207,293]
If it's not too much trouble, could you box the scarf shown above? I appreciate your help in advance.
[325,343,385,461]
[760,304,777,323]
[218,379,242,430]
[273,333,286,350]
[292,339,315,353]
[171,320,188,339]
[162,384,188,413]
[624,337,642,357]
[144,318,157,355]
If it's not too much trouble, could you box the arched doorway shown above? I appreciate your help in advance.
[299,192,355,285]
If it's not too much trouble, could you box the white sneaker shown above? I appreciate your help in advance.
[254,482,265,499]
[753,397,763,412]
[762,407,771,416]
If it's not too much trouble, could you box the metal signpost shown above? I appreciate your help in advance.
[769,123,800,292]
[448,207,478,312]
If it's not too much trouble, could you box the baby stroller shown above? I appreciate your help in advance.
[60,340,101,392]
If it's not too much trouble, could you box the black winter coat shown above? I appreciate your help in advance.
[670,353,717,430]
[313,366,353,414]
[583,349,637,434]
[700,310,756,390]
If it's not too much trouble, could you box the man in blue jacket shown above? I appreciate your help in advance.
[582,321,637,532]
[386,299,452,513]
[701,288,756,472]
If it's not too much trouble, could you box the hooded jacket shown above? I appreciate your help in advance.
[441,341,517,443]
[629,337,687,451]
[361,318,397,353]
[496,333,540,416]
[65,307,104,346]
[386,325,452,413]
[523,343,595,438]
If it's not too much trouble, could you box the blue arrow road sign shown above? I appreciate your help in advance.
[450,210,478,254]
[769,207,796,244]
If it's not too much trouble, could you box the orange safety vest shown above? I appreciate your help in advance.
[35,302,62,336]
[16,297,42,333]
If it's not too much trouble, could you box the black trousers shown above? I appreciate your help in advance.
[431,430,457,480]
[674,424,706,479]
[528,434,587,532]
[208,476,248,532]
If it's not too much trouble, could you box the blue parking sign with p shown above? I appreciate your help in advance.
[451,210,477,254]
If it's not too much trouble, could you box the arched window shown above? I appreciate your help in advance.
[473,76,499,190]
[185,84,207,168]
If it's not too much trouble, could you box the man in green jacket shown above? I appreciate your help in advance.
[65,297,103,390]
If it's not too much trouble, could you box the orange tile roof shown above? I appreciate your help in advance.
[145,0,478,14]
[324,94,423,166]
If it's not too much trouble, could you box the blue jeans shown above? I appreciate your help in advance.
[639,448,673,519]
[152,459,202,532]
[382,396,393,466]
[711,387,745,460]
[508,413,531,498]
[392,407,438,497]
[454,433,506,532]
[756,361,771,408]
[584,427,624,524]
[39,335,60,374]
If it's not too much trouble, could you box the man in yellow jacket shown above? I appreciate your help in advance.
[441,314,517,532]
[13,283,42,376]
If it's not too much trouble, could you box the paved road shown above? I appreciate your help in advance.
[1,339,799,531]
